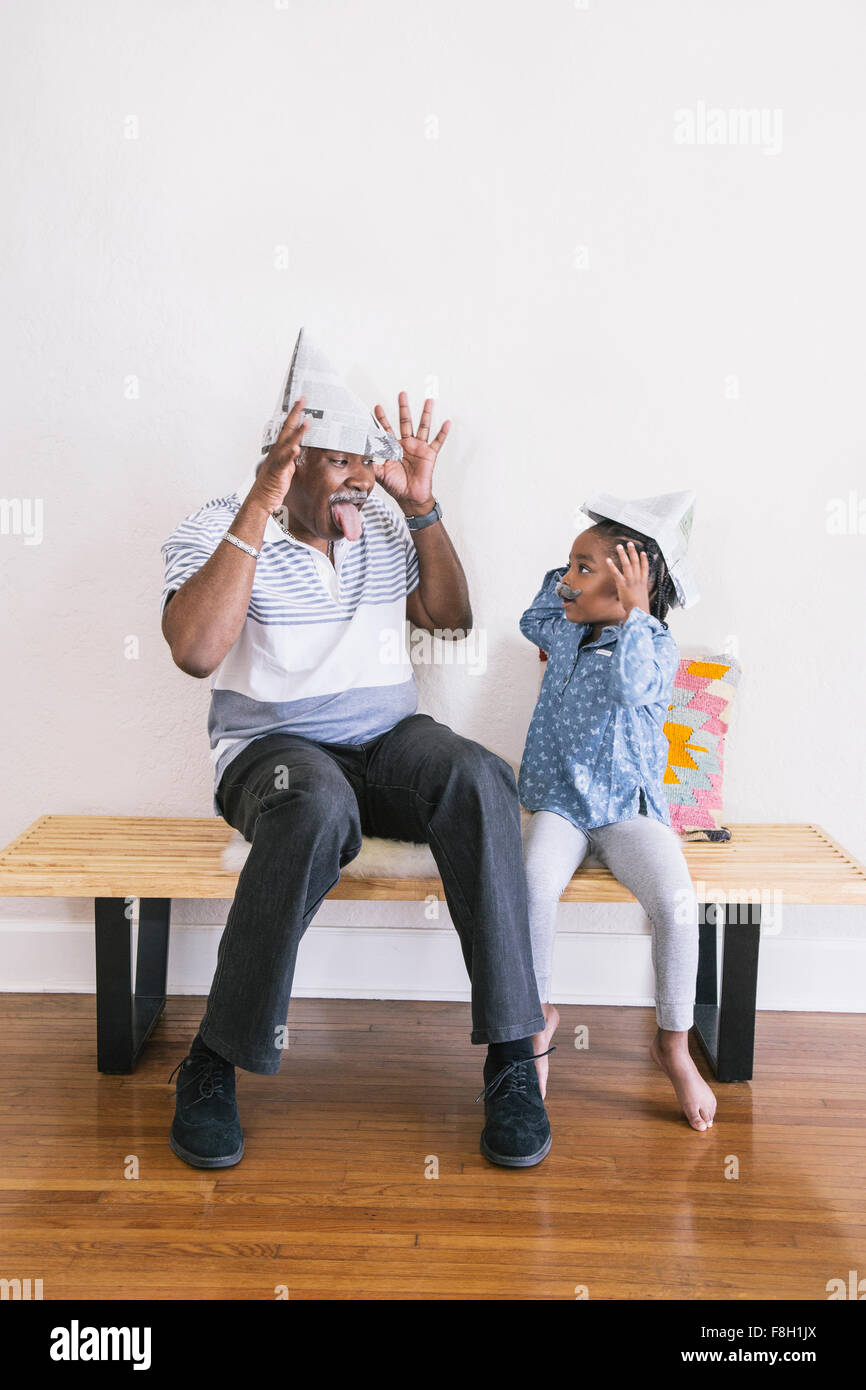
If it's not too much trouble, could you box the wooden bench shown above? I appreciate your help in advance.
[1,815,864,1082]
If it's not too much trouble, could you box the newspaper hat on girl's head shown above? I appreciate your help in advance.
[579,489,699,608]
[260,328,402,462]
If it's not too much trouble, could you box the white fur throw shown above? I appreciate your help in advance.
[220,808,534,877]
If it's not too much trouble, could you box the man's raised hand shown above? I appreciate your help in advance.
[373,392,450,510]
[249,397,308,514]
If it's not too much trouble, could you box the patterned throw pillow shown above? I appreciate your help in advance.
[536,646,742,841]
[663,655,742,842]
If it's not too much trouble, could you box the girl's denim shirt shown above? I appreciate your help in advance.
[517,565,680,832]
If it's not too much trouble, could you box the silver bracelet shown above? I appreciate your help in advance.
[222,530,260,560]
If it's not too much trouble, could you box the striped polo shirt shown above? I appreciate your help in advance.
[160,464,421,815]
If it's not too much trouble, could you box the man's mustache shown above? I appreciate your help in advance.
[329,489,368,506]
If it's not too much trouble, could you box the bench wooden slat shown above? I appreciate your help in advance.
[0,815,865,904]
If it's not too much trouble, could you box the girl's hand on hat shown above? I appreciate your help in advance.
[606,541,651,619]
[249,397,309,514]
[372,392,450,511]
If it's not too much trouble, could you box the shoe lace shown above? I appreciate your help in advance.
[474,1046,556,1104]
[167,1054,228,1106]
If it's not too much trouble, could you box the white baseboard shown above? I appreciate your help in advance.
[0,909,864,1012]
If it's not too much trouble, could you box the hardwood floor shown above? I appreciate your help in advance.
[0,996,863,1300]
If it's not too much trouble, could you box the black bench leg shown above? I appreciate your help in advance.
[94,897,171,1073]
[693,902,761,1082]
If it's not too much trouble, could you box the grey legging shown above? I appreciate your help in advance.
[523,808,698,1032]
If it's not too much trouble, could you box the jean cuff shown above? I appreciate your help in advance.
[472,1013,546,1046]
[198,1022,283,1075]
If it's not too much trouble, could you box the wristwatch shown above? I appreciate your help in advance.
[404,499,443,532]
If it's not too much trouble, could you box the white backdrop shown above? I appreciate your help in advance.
[2,1,865,1005]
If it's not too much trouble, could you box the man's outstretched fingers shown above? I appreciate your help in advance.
[374,402,395,436]
[397,390,415,439]
[429,419,451,455]
[276,396,308,449]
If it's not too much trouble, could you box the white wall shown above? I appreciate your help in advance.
[2,1,865,1004]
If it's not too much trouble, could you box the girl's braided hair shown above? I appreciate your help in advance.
[590,519,678,626]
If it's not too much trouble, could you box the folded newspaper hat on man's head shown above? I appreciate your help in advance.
[260,328,403,462]
[579,489,699,608]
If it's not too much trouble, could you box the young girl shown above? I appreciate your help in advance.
[517,497,716,1131]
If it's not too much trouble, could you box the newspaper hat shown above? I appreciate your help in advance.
[579,489,699,608]
[260,328,402,462]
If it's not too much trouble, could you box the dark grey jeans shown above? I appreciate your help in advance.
[199,713,545,1073]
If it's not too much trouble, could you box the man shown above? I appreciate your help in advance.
[160,330,553,1170]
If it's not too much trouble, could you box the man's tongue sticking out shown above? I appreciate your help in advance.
[331,499,363,542]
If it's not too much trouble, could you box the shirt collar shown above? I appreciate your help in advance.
[578,609,666,648]
[579,622,620,648]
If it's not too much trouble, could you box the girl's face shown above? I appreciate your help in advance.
[560,526,635,626]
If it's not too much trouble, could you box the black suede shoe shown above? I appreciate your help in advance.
[168,1048,244,1169]
[476,1046,555,1168]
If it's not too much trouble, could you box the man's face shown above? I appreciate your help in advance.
[285,447,377,541]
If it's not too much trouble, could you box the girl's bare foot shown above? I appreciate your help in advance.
[533,1002,560,1099]
[649,1027,717,1131]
